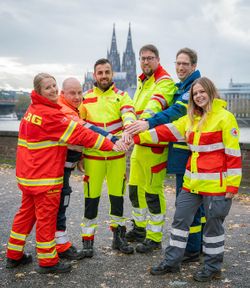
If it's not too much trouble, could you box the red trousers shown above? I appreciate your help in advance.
[7,188,61,267]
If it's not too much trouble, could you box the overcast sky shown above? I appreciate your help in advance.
[0,0,249,91]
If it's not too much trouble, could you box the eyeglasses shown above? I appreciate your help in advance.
[175,61,191,67]
[139,56,156,62]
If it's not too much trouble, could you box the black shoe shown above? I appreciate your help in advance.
[112,226,134,254]
[36,261,72,274]
[150,260,180,275]
[193,268,222,282]
[58,245,85,260]
[82,239,94,258]
[125,221,146,243]
[6,253,33,268]
[136,239,161,253]
[182,251,200,263]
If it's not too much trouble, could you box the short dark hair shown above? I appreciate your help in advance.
[139,44,159,58]
[94,58,112,71]
[176,48,198,65]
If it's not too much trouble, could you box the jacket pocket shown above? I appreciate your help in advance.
[208,196,232,218]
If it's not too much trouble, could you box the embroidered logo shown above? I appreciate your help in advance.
[182,92,190,101]
[230,128,238,137]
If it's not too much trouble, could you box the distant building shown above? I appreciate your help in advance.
[83,24,137,97]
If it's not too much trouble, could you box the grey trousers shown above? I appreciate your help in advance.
[164,190,232,272]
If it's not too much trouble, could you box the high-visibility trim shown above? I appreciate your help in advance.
[149,213,165,222]
[8,242,24,252]
[189,225,202,234]
[133,207,147,216]
[59,120,77,143]
[10,230,27,241]
[203,246,224,255]
[170,239,187,249]
[83,97,97,104]
[124,116,136,123]
[149,129,159,143]
[55,231,69,244]
[93,135,105,150]
[132,214,147,222]
[173,143,190,150]
[225,148,241,157]
[143,109,155,117]
[203,234,225,244]
[175,100,188,108]
[227,168,242,176]
[17,176,63,187]
[36,239,56,249]
[81,227,96,235]
[84,154,125,161]
[171,228,189,238]
[147,223,163,233]
[110,215,126,226]
[167,123,185,141]
[185,170,224,180]
[201,216,206,224]
[120,105,134,114]
[18,138,67,149]
[151,94,167,110]
[106,133,114,140]
[155,75,171,83]
[64,161,77,168]
[37,248,57,259]
[189,142,224,152]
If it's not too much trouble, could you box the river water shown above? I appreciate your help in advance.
[0,120,249,143]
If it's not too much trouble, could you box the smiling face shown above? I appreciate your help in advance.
[175,53,196,82]
[192,83,210,110]
[139,49,159,77]
[94,63,113,91]
[40,77,58,103]
[62,78,82,108]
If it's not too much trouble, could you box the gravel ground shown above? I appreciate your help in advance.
[0,166,249,288]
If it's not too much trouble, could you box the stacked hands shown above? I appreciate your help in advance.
[112,120,149,152]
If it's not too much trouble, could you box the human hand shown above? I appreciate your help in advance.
[225,192,234,199]
[125,120,149,135]
[112,139,129,152]
[121,131,133,145]
[77,160,85,173]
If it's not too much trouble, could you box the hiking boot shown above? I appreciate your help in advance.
[6,253,33,268]
[125,221,146,243]
[36,261,72,274]
[82,239,94,258]
[182,251,200,263]
[150,260,180,275]
[58,245,85,260]
[112,226,134,254]
[136,238,161,253]
[193,268,222,282]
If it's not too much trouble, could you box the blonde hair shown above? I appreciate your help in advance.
[187,77,220,134]
[33,73,56,94]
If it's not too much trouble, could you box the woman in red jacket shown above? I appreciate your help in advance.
[6,73,118,274]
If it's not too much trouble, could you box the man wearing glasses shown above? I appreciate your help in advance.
[125,44,176,253]
[126,48,204,262]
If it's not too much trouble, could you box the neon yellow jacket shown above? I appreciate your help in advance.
[79,83,136,157]
[134,99,242,195]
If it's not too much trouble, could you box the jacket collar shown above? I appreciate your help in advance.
[31,90,62,109]
[176,70,201,90]
[138,64,170,82]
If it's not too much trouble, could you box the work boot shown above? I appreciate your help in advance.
[182,251,200,263]
[58,245,85,260]
[112,226,134,254]
[82,239,94,258]
[36,261,72,274]
[193,268,222,282]
[136,238,161,253]
[150,259,180,275]
[6,253,33,268]
[125,221,146,243]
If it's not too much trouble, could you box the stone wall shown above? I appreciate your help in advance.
[0,131,249,185]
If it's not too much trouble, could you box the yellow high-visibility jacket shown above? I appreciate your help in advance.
[134,99,242,195]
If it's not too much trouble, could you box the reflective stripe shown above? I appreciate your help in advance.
[81,227,96,236]
[170,239,187,249]
[37,248,57,259]
[203,246,224,255]
[8,242,24,252]
[175,100,187,108]
[149,213,165,222]
[185,170,222,180]
[143,109,155,117]
[133,207,147,216]
[83,122,92,129]
[55,231,69,244]
[155,75,171,83]
[227,168,242,176]
[120,107,134,114]
[201,216,206,224]
[189,142,224,152]
[106,134,113,140]
[149,129,159,143]
[10,230,27,241]
[225,148,241,157]
[18,138,67,149]
[151,94,167,109]
[124,116,136,123]
[93,135,105,150]
[173,143,190,150]
[59,120,77,143]
[171,228,189,238]
[36,239,56,249]
[203,234,225,244]
[17,176,63,186]
[189,225,202,234]
[64,161,77,168]
[167,123,185,141]
[132,214,146,222]
[105,122,123,133]
[147,223,163,233]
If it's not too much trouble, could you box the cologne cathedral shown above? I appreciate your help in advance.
[83,24,137,96]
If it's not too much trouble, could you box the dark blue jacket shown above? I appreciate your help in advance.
[147,70,201,174]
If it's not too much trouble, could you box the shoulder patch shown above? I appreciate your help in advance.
[182,92,190,101]
[230,128,238,137]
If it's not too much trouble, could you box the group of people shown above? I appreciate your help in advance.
[6,44,242,283]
